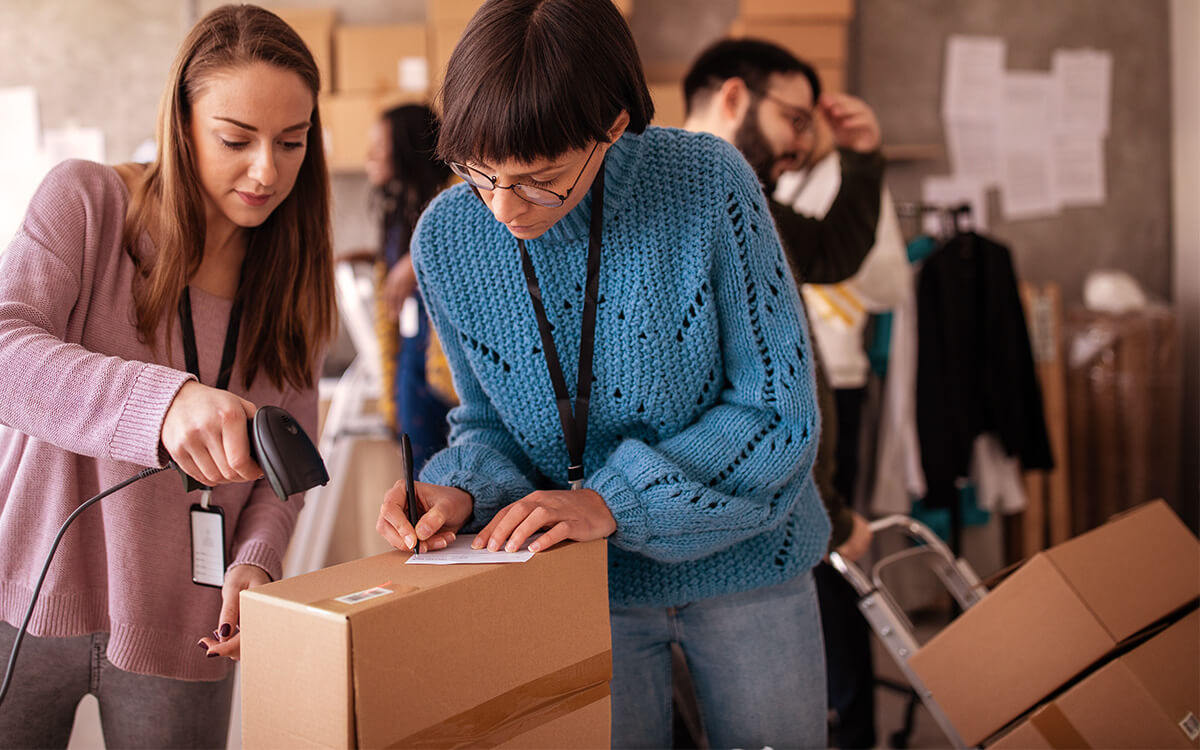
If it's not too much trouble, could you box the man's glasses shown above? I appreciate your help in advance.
[762,93,815,135]
[449,141,601,208]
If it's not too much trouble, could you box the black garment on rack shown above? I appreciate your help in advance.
[915,230,1054,509]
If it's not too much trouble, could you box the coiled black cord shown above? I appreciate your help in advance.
[0,465,168,708]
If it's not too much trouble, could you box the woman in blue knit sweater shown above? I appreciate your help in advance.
[375,1,830,746]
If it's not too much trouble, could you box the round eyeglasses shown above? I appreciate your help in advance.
[448,141,601,208]
[763,93,815,135]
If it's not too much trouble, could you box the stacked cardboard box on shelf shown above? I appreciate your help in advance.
[905,500,1199,747]
[729,0,853,94]
[242,539,611,748]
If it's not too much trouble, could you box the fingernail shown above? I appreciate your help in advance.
[471,538,483,549]
[213,629,222,641]
[487,539,500,552]
[198,640,208,650]
[505,541,517,553]
[234,625,240,634]
[219,623,232,638]
[404,535,416,549]
[528,542,540,552]
[207,652,218,658]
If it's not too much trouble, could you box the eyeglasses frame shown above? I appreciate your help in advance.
[449,140,602,208]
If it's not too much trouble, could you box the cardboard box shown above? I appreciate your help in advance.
[739,0,853,20]
[322,90,428,171]
[242,539,611,748]
[268,7,336,93]
[335,25,429,94]
[428,20,469,90]
[989,610,1200,749]
[427,0,485,25]
[648,83,687,129]
[728,19,847,65]
[908,500,1200,747]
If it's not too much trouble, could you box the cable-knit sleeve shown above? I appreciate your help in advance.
[411,225,537,526]
[586,150,825,563]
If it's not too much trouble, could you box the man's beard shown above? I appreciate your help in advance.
[734,104,801,194]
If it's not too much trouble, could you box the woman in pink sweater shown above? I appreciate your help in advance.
[0,5,335,747]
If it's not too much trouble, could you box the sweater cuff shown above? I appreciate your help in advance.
[110,364,193,467]
[420,445,533,528]
[828,505,856,552]
[229,539,283,582]
[586,465,649,551]
[838,147,885,174]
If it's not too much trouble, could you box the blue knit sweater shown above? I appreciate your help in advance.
[412,126,830,608]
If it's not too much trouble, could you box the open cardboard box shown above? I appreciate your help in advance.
[989,608,1200,749]
[241,539,611,748]
[908,499,1200,747]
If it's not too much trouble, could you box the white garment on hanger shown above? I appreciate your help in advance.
[869,264,926,516]
[969,434,1027,513]
[775,153,911,389]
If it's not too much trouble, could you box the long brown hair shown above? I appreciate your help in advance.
[122,4,335,391]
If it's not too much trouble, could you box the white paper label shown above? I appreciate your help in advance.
[1179,712,1200,741]
[335,586,393,605]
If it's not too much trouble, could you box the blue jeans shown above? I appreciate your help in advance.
[610,571,827,749]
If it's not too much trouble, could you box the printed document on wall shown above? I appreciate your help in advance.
[942,35,1006,123]
[921,176,988,234]
[999,72,1060,220]
[1052,49,1112,135]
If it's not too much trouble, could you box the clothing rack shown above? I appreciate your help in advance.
[895,201,974,242]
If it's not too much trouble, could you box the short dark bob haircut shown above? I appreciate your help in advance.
[436,0,655,165]
[683,38,822,117]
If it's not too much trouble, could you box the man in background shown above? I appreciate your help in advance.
[684,38,888,748]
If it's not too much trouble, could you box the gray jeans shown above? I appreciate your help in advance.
[0,622,234,749]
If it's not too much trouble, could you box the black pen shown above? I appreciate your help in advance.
[401,433,419,555]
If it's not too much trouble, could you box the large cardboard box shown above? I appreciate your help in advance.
[426,0,485,25]
[989,610,1200,749]
[727,20,847,65]
[739,0,853,20]
[322,90,428,171]
[335,25,429,94]
[242,539,611,748]
[908,500,1200,747]
[648,83,686,129]
[268,7,336,93]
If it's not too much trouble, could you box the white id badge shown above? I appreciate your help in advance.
[190,504,227,588]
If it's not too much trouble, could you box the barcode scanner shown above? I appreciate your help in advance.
[1,405,328,709]
[170,405,329,499]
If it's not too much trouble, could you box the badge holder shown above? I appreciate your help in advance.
[189,490,226,588]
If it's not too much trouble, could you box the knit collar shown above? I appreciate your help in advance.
[537,130,639,243]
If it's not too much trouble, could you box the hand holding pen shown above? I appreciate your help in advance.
[375,433,475,554]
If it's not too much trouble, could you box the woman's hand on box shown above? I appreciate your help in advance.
[377,480,473,553]
[472,489,616,554]
[197,563,270,661]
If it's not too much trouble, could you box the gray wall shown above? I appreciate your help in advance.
[854,0,1173,307]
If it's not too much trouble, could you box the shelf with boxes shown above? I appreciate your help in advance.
[270,0,633,172]
[645,0,855,130]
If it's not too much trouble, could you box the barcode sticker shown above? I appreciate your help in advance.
[1179,712,1199,741]
[335,586,393,605]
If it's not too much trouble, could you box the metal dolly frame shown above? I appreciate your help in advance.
[829,515,988,749]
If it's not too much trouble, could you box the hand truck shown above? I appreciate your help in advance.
[829,515,989,749]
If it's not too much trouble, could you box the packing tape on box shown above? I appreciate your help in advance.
[1032,703,1090,749]
[389,651,611,748]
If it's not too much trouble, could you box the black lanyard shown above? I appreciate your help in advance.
[517,160,605,490]
[178,287,242,391]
